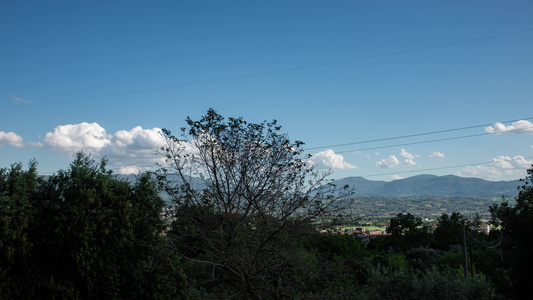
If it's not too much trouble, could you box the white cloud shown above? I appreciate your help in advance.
[399,149,419,160]
[376,149,419,168]
[485,120,533,134]
[0,131,42,148]
[310,149,357,169]
[457,155,533,179]
[9,94,31,104]
[0,131,24,148]
[391,174,404,180]
[104,126,166,156]
[489,156,514,169]
[375,155,418,168]
[119,165,142,175]
[429,151,445,158]
[43,122,169,171]
[44,122,110,153]
[376,155,399,168]
[100,126,168,171]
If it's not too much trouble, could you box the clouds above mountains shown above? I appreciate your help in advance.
[2,120,531,180]
[486,120,533,134]
[310,149,357,170]
[42,123,166,174]
[375,149,419,168]
[376,155,417,168]
[21,123,360,174]
[5,122,360,174]
[458,155,533,179]
[400,149,419,160]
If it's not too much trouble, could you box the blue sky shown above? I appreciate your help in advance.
[1,1,533,181]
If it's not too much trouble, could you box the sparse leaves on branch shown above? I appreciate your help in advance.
[157,108,353,298]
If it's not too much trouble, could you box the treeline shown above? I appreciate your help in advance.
[1,154,497,299]
[339,196,497,218]
[1,110,532,299]
[0,154,186,299]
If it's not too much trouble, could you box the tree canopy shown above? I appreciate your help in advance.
[0,153,186,299]
[157,108,353,298]
[489,166,533,299]
[2,110,520,299]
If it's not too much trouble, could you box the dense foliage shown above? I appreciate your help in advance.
[489,167,533,299]
[3,110,531,299]
[0,153,186,299]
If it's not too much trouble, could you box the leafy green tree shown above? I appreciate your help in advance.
[158,109,353,298]
[433,212,466,250]
[0,160,42,297]
[1,153,187,299]
[489,166,533,299]
[387,213,422,236]
[310,232,367,259]
[405,246,444,271]
[381,213,433,251]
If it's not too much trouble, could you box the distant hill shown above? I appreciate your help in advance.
[332,174,520,198]
[115,173,520,198]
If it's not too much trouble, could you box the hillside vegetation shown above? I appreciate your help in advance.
[333,175,520,198]
[2,110,531,299]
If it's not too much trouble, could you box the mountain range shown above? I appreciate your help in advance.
[116,173,521,198]
[332,174,521,198]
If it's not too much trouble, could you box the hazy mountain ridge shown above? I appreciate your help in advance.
[332,174,520,198]
[116,173,521,198]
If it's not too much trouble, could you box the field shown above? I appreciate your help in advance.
[339,196,505,219]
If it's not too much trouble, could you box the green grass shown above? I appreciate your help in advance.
[341,225,385,231]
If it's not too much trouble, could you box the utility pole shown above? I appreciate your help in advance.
[462,219,468,278]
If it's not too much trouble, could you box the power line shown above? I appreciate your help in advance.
[37,151,532,179]
[36,123,532,175]
[467,231,503,249]
[2,28,532,110]
[39,155,527,178]
[353,156,533,179]
[335,133,490,154]
[38,156,530,178]
[304,117,533,152]
[42,140,529,178]
[34,117,533,176]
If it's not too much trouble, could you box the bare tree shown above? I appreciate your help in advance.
[157,108,352,299]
